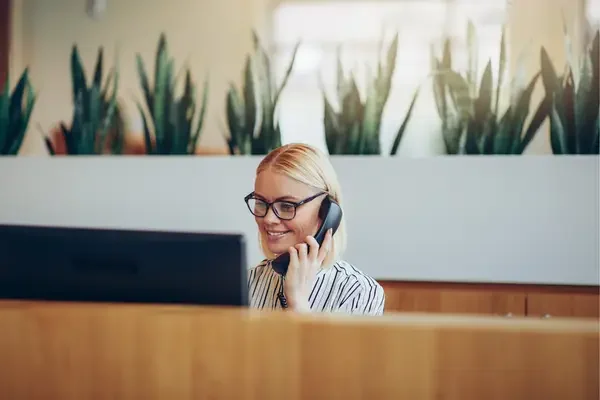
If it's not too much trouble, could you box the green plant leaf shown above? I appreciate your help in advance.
[44,137,56,155]
[242,55,256,145]
[575,54,593,152]
[443,121,464,155]
[253,36,274,148]
[492,108,512,154]
[509,72,541,153]
[0,73,12,153]
[190,76,209,154]
[480,114,498,154]
[578,31,600,153]
[561,12,578,85]
[137,102,153,154]
[495,26,506,116]
[444,70,471,119]
[70,45,87,105]
[9,77,36,155]
[518,97,549,154]
[93,47,103,88]
[323,94,340,154]
[88,85,101,154]
[360,75,379,154]
[390,86,420,155]
[226,85,244,154]
[431,59,448,123]
[58,122,72,154]
[101,69,114,99]
[384,33,398,75]
[550,102,569,154]
[136,54,153,113]
[473,61,493,138]
[98,67,119,153]
[152,40,169,153]
[463,118,480,154]
[559,70,576,153]
[335,47,348,101]
[540,48,559,96]
[346,121,361,155]
[466,20,478,95]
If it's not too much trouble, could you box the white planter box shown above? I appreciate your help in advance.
[0,155,597,286]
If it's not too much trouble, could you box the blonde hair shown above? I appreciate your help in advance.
[256,143,347,268]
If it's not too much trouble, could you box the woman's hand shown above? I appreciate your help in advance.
[283,228,333,312]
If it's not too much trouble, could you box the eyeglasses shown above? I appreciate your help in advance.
[244,191,327,220]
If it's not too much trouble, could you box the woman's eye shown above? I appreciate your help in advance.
[279,203,294,212]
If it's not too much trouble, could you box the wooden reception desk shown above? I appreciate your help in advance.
[0,300,597,400]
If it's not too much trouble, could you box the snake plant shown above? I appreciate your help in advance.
[431,22,548,154]
[0,68,36,155]
[45,45,120,155]
[323,33,418,155]
[539,29,599,154]
[225,31,299,155]
[136,33,209,155]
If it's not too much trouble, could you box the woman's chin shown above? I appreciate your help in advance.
[268,244,288,256]
[266,240,294,256]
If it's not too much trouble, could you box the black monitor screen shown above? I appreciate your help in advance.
[0,224,248,307]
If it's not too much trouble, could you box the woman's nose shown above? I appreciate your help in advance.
[263,207,280,223]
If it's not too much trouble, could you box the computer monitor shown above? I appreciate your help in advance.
[0,224,248,307]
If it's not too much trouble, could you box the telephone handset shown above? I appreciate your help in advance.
[271,196,343,276]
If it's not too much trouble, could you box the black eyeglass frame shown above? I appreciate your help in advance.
[244,191,327,220]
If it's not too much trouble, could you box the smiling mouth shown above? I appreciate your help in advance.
[267,231,290,237]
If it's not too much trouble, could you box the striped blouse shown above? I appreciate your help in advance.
[248,258,385,315]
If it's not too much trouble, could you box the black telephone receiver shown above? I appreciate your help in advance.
[271,196,343,276]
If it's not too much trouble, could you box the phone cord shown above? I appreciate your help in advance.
[277,279,288,309]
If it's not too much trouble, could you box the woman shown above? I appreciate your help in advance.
[245,143,385,315]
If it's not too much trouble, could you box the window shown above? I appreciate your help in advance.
[271,0,509,155]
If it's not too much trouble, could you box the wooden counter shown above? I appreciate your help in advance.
[0,300,597,400]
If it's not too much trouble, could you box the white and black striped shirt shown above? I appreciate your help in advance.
[248,259,385,315]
